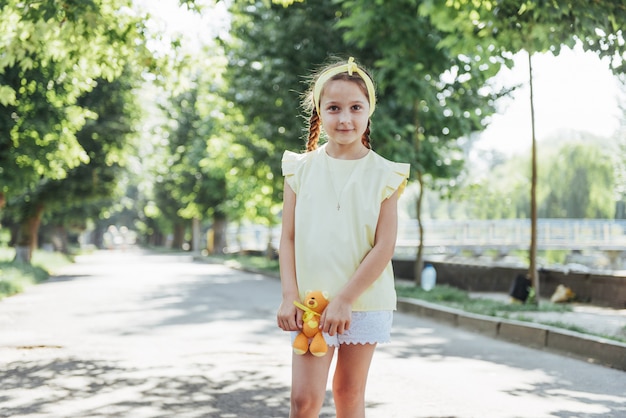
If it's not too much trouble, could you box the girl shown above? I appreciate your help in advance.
[277,57,410,418]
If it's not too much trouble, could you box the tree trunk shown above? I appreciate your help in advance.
[528,51,540,305]
[412,99,425,285]
[13,204,45,264]
[212,212,227,255]
[92,223,105,249]
[414,171,425,285]
[172,222,186,250]
[191,217,201,253]
[266,225,276,259]
[51,225,69,253]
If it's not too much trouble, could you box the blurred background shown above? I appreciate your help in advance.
[1,0,624,276]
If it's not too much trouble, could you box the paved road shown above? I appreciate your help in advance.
[1,251,625,418]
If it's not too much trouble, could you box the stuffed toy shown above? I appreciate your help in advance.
[292,290,330,357]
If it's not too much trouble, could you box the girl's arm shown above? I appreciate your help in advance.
[321,190,399,336]
[277,180,302,331]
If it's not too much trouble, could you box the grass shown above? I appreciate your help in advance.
[396,284,571,317]
[396,283,626,343]
[0,247,74,300]
[205,253,280,273]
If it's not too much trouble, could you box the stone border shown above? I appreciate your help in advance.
[398,297,626,371]
[197,257,626,372]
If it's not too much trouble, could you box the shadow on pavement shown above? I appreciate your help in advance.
[0,356,292,418]
[377,317,626,418]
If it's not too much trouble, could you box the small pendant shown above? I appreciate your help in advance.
[337,203,340,211]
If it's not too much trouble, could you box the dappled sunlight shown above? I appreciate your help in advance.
[365,312,626,417]
[0,252,293,416]
[0,356,292,418]
[381,326,452,359]
[370,342,624,418]
[2,252,625,417]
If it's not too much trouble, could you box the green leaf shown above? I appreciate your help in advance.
[0,85,17,106]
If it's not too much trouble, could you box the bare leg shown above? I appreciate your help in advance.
[290,346,336,418]
[332,343,376,418]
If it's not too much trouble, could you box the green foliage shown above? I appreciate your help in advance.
[0,0,152,257]
[421,0,626,75]
[223,0,353,217]
[396,283,571,316]
[0,261,48,293]
[538,141,615,218]
[210,253,280,273]
[143,45,271,239]
[0,248,72,299]
[399,283,469,303]
[459,153,532,219]
[458,138,618,220]
[0,0,149,201]
[540,250,568,265]
[418,0,626,290]
[336,0,505,181]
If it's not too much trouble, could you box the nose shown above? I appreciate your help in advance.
[339,110,350,124]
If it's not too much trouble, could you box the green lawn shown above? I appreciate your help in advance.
[0,247,73,299]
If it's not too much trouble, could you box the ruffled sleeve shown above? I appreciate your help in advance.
[383,162,410,200]
[281,150,303,194]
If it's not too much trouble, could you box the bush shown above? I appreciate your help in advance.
[0,261,49,299]
[0,249,73,299]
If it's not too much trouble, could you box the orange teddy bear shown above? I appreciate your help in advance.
[293,290,330,357]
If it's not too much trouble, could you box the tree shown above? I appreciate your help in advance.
[335,0,504,282]
[222,0,355,252]
[154,81,234,252]
[0,0,149,262]
[422,0,626,302]
[35,67,142,253]
[141,41,275,253]
[539,141,615,219]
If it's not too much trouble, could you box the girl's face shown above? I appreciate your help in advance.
[319,79,370,150]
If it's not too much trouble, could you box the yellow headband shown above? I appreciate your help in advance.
[313,57,376,117]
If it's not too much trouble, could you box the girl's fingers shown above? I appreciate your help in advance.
[277,311,298,331]
[296,309,304,329]
[321,318,349,336]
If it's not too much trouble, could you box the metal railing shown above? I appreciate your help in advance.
[396,219,626,251]
[225,219,626,254]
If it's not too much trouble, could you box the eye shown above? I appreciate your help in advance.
[327,105,339,112]
[351,104,363,111]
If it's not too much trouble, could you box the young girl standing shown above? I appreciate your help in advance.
[277,57,410,418]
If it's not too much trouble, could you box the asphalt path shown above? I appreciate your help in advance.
[0,251,625,418]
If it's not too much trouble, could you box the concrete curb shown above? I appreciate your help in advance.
[195,257,626,371]
[398,297,626,372]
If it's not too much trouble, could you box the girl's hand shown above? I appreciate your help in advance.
[320,296,352,336]
[277,297,302,331]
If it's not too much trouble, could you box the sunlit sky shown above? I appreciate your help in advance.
[134,0,623,157]
[477,46,622,155]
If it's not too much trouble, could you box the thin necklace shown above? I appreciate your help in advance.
[324,148,365,211]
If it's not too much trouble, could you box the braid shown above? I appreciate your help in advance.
[306,109,321,151]
[361,119,372,149]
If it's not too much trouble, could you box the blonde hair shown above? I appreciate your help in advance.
[304,59,374,152]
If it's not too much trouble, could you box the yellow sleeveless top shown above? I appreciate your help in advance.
[281,144,410,311]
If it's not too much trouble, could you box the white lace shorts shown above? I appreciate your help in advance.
[291,311,393,348]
